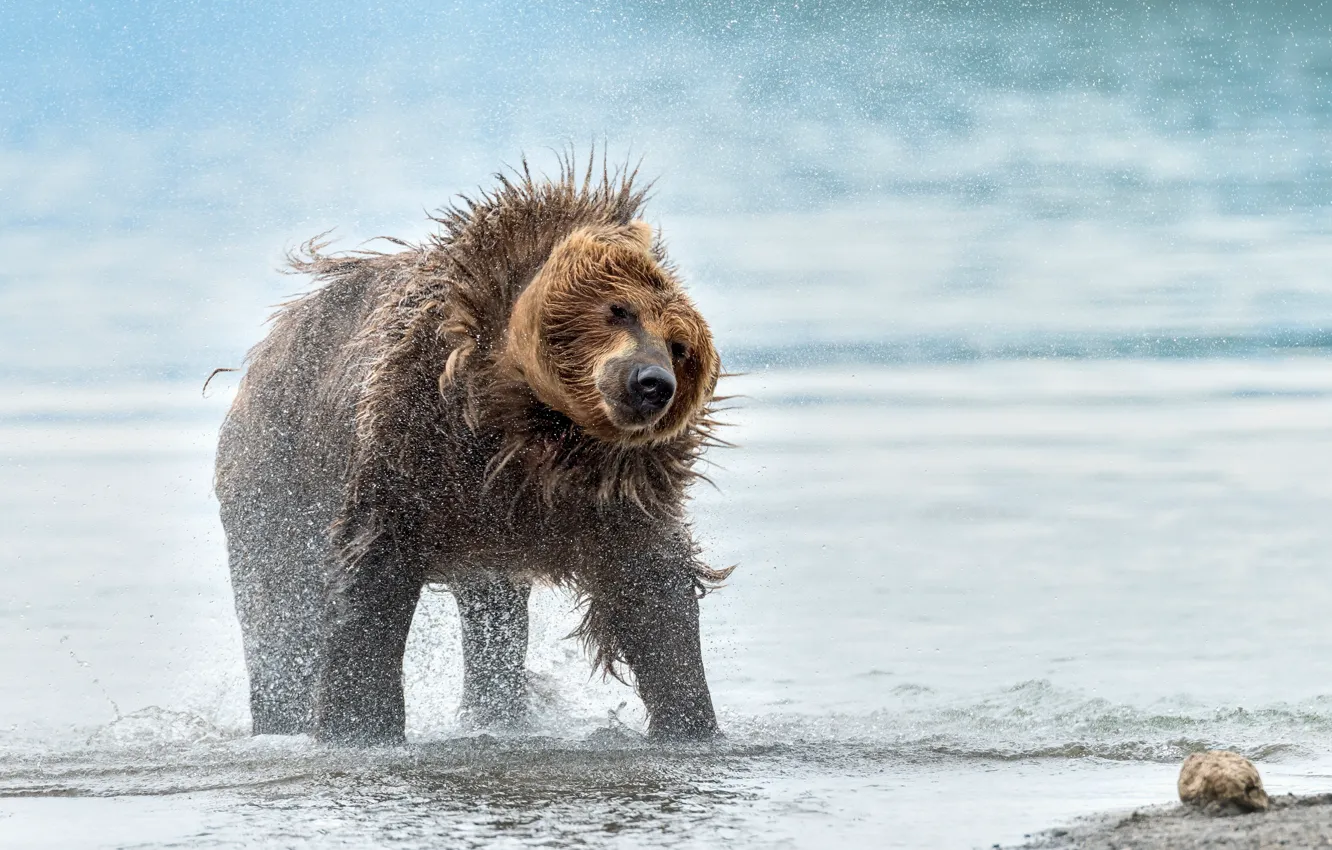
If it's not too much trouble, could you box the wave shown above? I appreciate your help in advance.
[724,330,1332,370]
[726,680,1332,766]
[3,681,1330,799]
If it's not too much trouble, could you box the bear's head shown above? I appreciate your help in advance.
[502,221,718,445]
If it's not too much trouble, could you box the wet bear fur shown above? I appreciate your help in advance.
[215,159,729,744]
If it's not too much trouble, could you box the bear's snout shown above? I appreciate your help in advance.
[595,353,679,434]
[627,364,676,413]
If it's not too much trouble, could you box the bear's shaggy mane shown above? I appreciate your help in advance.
[284,157,729,580]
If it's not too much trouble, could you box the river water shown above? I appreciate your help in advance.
[4,359,1332,847]
[5,0,1332,847]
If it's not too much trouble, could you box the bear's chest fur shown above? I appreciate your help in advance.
[415,449,673,584]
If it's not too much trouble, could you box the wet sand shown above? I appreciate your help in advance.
[1018,794,1332,849]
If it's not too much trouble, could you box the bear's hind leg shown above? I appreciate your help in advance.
[453,573,532,730]
[230,553,322,736]
[244,614,319,736]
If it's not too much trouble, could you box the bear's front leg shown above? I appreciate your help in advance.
[592,554,720,741]
[313,540,423,745]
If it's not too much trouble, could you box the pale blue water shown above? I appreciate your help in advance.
[4,362,1332,847]
[4,1,1332,381]
[3,1,1332,847]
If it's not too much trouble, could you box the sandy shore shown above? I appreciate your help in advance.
[1016,794,1332,849]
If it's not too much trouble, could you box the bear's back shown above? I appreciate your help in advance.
[215,258,391,517]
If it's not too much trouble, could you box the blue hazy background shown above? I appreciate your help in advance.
[4,0,1332,381]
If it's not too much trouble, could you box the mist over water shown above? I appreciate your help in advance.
[3,2,1332,848]
[5,0,1332,379]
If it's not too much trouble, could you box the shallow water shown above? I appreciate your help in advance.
[4,359,1332,847]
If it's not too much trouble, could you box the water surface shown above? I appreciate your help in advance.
[4,360,1332,847]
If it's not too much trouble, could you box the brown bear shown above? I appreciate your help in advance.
[214,158,729,745]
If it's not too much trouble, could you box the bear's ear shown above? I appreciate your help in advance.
[555,222,654,264]
[621,220,654,252]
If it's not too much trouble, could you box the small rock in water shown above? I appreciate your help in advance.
[1178,750,1270,813]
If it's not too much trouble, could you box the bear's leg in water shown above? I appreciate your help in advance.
[312,538,423,745]
[220,488,326,736]
[453,573,532,728]
[229,549,322,735]
[596,559,719,740]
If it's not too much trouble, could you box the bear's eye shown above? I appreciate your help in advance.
[670,341,689,361]
[608,304,633,324]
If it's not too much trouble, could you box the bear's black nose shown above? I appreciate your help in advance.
[627,364,676,413]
